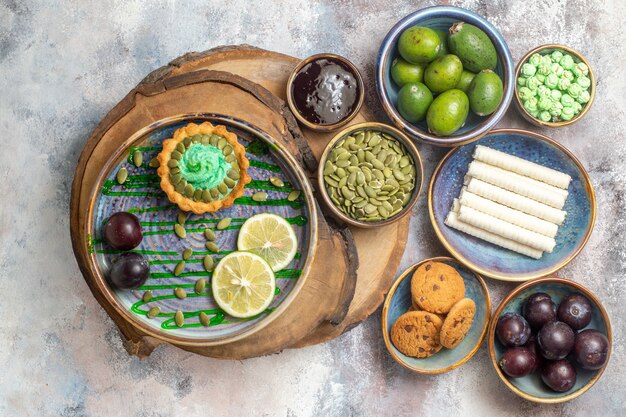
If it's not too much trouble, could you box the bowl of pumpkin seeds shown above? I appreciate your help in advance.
[318,122,424,227]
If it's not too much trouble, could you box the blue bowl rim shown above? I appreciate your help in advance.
[487,276,613,403]
[427,128,597,281]
[376,5,515,147]
[381,256,492,374]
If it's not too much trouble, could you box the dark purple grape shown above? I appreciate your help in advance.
[558,293,592,330]
[103,212,143,250]
[496,313,531,347]
[499,346,537,378]
[522,292,557,330]
[538,321,575,360]
[541,359,577,392]
[524,335,543,373]
[573,329,609,370]
[109,252,150,289]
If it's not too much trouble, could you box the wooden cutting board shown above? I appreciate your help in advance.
[70,45,410,358]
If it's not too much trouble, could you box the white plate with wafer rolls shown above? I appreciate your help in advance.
[428,129,596,281]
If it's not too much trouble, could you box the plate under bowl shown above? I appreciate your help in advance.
[429,128,596,281]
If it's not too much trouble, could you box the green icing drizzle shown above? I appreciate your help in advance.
[177,143,231,190]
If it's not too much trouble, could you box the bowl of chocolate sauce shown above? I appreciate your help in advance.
[287,53,364,131]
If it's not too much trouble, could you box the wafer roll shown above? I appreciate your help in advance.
[473,145,572,189]
[467,161,567,209]
[466,178,566,225]
[458,205,556,253]
[459,188,559,238]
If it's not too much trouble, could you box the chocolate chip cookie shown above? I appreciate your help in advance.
[390,311,443,358]
[440,298,476,349]
[411,261,465,314]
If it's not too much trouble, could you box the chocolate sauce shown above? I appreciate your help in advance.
[291,57,360,126]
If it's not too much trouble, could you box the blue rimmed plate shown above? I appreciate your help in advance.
[382,257,491,374]
[86,114,318,346]
[429,129,595,281]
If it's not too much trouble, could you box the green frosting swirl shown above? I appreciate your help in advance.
[177,143,231,190]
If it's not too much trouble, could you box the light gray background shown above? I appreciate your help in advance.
[1,0,624,416]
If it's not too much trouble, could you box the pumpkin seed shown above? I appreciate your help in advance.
[252,191,268,202]
[184,184,195,198]
[174,260,185,276]
[323,161,335,175]
[176,143,186,153]
[217,217,231,230]
[217,138,227,149]
[174,287,187,299]
[192,134,202,143]
[201,135,211,144]
[175,310,184,327]
[203,255,214,272]
[288,190,301,201]
[338,176,348,189]
[167,159,179,168]
[132,150,143,167]
[204,228,216,240]
[174,181,186,194]
[170,173,182,185]
[205,241,219,252]
[226,154,236,163]
[195,278,207,294]
[149,157,160,168]
[199,312,211,326]
[341,186,355,200]
[174,223,187,239]
[269,176,284,187]
[116,168,128,184]
[210,188,219,199]
[183,137,191,147]
[193,188,203,201]
[218,183,228,195]
[142,290,153,303]
[227,169,240,180]
[147,307,160,319]
[201,189,211,202]
[171,150,182,160]
[222,145,233,156]
[224,177,236,188]
[210,135,219,146]
[364,186,377,198]
[182,248,192,260]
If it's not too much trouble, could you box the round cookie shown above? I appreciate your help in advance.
[440,298,476,349]
[390,311,443,358]
[410,299,446,321]
[411,261,465,314]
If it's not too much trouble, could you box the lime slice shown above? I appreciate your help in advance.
[211,252,275,318]
[237,213,298,272]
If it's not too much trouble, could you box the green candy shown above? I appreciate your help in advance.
[545,73,559,89]
[550,63,564,77]
[539,111,552,122]
[576,76,591,89]
[560,54,575,70]
[538,97,553,111]
[551,89,562,101]
[521,63,537,77]
[572,101,582,113]
[537,63,551,76]
[562,70,574,80]
[526,76,541,91]
[535,73,546,83]
[517,76,527,87]
[573,62,589,77]
[561,93,575,107]
[529,53,542,66]
[567,83,583,98]
[558,77,571,91]
[524,97,539,113]
[518,86,534,101]
[528,108,540,118]
[550,50,564,62]
[537,85,551,97]
[577,90,591,104]
[560,106,576,121]
[540,55,552,66]
[549,101,563,117]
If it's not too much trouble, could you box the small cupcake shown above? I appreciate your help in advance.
[156,122,251,214]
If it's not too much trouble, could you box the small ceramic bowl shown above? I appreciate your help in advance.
[376,6,514,147]
[317,122,423,228]
[488,277,612,403]
[429,128,596,281]
[286,53,365,132]
[382,257,491,374]
[514,44,596,128]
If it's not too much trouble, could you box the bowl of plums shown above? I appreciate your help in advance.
[488,277,611,403]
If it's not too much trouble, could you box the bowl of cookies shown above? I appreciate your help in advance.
[382,256,491,374]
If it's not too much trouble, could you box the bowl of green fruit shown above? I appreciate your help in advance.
[376,6,514,147]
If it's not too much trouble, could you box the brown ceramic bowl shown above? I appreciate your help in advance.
[514,44,596,128]
[286,53,364,132]
[317,122,423,228]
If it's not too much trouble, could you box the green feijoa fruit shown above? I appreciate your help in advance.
[195,278,207,293]
[456,70,477,93]
[467,69,504,116]
[434,29,449,58]
[217,217,231,230]
[447,22,497,72]
[288,190,301,201]
[175,310,184,327]
[204,228,216,240]
[205,241,219,252]
[147,307,160,319]
[424,54,463,93]
[116,168,128,185]
[391,57,426,87]
[174,223,187,239]
[174,287,187,299]
[426,89,469,136]
[133,151,143,167]
[174,260,185,276]
[203,255,214,272]
[199,312,211,326]
[142,290,153,303]
[397,82,433,123]
[398,26,441,64]
[182,248,192,260]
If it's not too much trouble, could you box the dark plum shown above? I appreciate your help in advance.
[522,292,557,330]
[524,335,543,373]
[538,321,575,360]
[103,211,143,250]
[558,293,592,330]
[573,329,609,370]
[542,359,577,392]
[499,346,537,378]
[496,313,531,347]
[109,252,150,289]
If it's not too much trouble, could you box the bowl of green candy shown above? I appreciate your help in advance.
[514,44,595,128]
